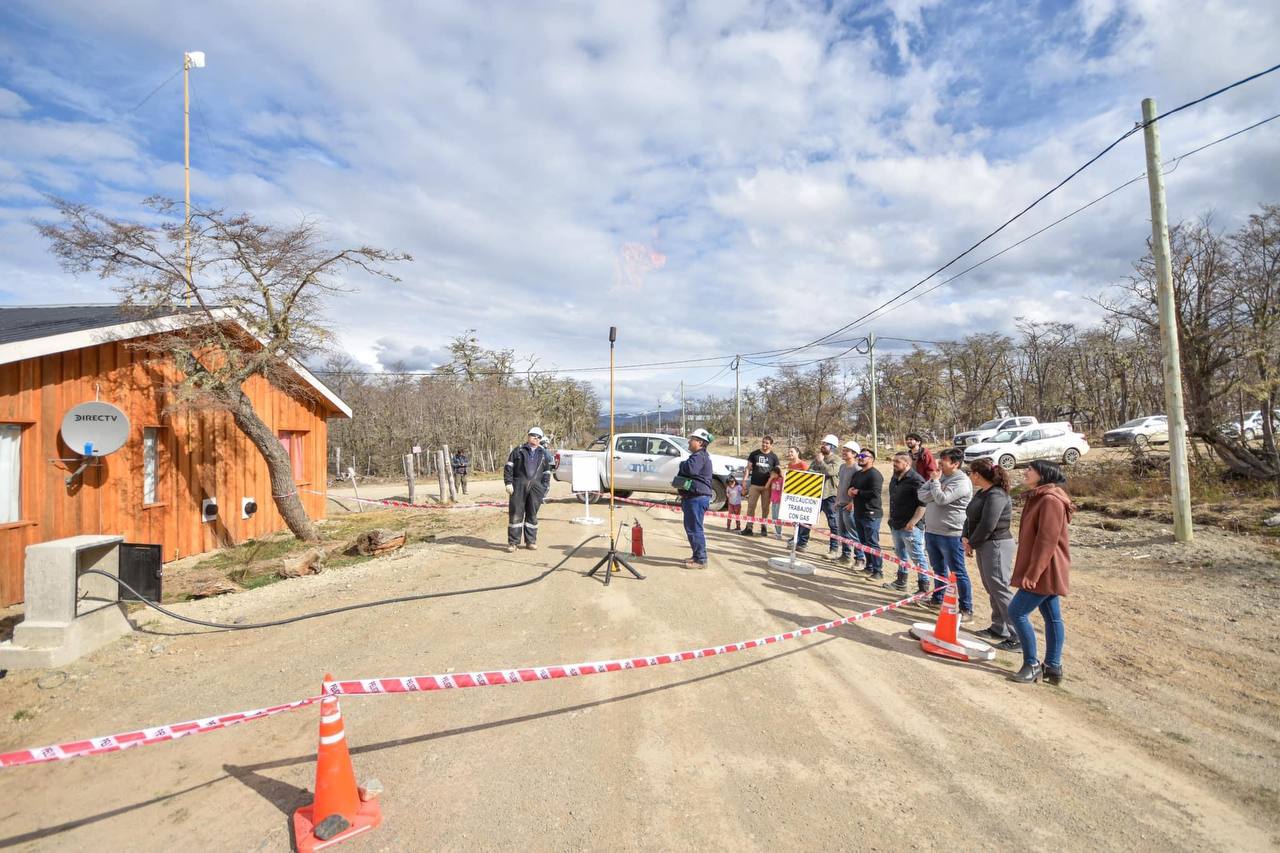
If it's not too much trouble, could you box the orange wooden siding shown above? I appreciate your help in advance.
[0,337,339,605]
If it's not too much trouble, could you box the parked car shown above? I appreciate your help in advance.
[953,415,1038,446]
[963,422,1090,470]
[1221,409,1280,441]
[553,433,747,510]
[1103,415,1168,448]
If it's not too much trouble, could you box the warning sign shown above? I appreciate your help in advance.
[779,469,823,525]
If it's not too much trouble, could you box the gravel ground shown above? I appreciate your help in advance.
[0,476,1277,851]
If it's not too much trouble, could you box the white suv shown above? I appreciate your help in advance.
[963,423,1090,470]
[1103,415,1168,448]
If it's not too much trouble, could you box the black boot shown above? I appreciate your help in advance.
[1010,661,1042,683]
[1043,664,1064,685]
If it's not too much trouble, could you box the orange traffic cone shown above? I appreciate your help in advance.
[292,675,382,852]
[908,572,995,662]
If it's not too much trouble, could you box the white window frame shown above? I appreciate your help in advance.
[0,423,21,524]
[143,427,160,505]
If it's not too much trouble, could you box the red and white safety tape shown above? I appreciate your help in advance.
[0,585,935,768]
[0,696,321,769]
[308,490,507,511]
[321,587,931,697]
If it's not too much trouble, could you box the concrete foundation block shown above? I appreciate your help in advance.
[0,535,134,670]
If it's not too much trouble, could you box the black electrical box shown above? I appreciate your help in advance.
[119,543,163,602]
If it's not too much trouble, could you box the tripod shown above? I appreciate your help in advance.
[586,326,645,586]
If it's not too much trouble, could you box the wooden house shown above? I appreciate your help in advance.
[0,305,351,605]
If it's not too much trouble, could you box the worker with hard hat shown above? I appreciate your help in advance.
[806,433,846,557]
[675,428,715,569]
[503,427,552,552]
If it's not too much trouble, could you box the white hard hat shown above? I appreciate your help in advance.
[527,427,545,438]
[842,440,861,453]
[688,428,713,443]
[821,434,840,448]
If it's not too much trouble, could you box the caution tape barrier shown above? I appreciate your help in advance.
[0,585,935,769]
[0,697,321,769]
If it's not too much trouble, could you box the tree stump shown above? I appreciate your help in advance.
[351,528,407,557]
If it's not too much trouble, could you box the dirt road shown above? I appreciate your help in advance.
[1,477,1277,851]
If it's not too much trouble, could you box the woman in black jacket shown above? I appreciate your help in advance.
[962,459,1018,650]
[677,429,715,569]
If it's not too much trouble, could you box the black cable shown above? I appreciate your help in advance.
[747,62,1280,361]
[81,534,603,631]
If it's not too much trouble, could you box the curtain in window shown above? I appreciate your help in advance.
[0,424,20,523]
[278,431,305,483]
[143,428,158,504]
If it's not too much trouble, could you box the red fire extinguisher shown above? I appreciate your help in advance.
[631,519,645,557]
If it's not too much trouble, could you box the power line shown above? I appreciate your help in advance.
[843,110,1280,330]
[0,67,183,196]
[763,61,1280,361]
[320,73,1280,383]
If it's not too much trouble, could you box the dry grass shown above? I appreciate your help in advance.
[163,509,453,601]
[1065,455,1280,536]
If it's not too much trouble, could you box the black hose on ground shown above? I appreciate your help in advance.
[78,534,605,632]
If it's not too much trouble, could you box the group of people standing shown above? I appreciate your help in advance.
[677,429,1074,685]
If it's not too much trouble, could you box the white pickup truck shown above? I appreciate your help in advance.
[553,433,748,511]
[953,415,1039,446]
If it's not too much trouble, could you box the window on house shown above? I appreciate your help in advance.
[278,430,307,482]
[0,424,20,523]
[143,427,160,504]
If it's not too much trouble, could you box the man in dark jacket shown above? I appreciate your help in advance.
[503,427,551,552]
[678,428,715,569]
[885,451,930,593]
[451,449,470,495]
[849,449,885,578]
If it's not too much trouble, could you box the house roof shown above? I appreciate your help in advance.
[0,304,352,418]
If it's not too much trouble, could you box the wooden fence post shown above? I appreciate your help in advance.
[443,444,457,502]
[404,453,416,505]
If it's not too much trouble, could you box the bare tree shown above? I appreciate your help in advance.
[37,196,410,540]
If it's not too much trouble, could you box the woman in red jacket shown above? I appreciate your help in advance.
[1008,460,1074,685]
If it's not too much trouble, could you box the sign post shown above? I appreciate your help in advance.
[570,454,604,525]
[767,469,823,575]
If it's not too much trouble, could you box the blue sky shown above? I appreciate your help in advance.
[2,0,1279,412]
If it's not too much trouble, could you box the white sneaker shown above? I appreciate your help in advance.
[505,544,517,553]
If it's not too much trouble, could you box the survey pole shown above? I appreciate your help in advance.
[734,355,741,450]
[1141,97,1193,543]
[868,332,878,453]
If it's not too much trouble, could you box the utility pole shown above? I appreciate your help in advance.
[868,332,878,453]
[1141,97,1193,543]
[680,380,686,435]
[657,404,662,431]
[182,51,205,300]
[734,355,742,451]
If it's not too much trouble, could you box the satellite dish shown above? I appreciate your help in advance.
[61,402,131,457]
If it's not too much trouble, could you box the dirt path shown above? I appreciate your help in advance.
[0,479,1277,851]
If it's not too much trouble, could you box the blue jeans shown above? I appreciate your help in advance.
[821,496,839,553]
[855,515,882,572]
[1009,590,1065,668]
[924,532,971,612]
[682,495,710,563]
[770,501,782,537]
[891,527,929,585]
[836,505,858,558]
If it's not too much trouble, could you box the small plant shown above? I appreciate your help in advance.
[12,709,34,722]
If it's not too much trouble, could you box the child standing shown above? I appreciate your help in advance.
[725,477,743,530]
[768,467,785,539]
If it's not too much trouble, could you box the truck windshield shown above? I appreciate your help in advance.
[977,419,1003,430]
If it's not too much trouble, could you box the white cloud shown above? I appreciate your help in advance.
[0,0,1278,412]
